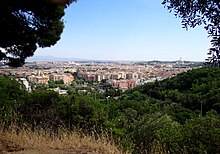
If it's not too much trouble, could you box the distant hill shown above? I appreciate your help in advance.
[26,55,88,62]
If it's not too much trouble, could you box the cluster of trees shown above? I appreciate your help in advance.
[1,67,220,153]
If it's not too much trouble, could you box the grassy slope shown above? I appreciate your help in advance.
[0,126,127,154]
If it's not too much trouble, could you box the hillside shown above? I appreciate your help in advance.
[1,67,220,153]
[130,67,220,115]
[0,127,124,154]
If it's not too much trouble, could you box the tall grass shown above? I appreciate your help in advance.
[0,124,129,154]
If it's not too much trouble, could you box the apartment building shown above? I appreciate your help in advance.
[111,79,136,91]
[49,73,74,84]
[28,74,49,85]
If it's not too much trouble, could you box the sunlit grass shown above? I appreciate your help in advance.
[0,125,128,154]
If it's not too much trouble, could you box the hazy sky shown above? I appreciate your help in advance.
[35,0,211,61]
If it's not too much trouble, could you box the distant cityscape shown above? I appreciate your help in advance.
[0,57,203,94]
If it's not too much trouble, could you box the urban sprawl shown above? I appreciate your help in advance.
[0,59,202,95]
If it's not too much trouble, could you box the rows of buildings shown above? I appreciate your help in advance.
[0,59,198,92]
[27,71,74,85]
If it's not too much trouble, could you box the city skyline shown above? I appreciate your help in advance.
[34,0,211,62]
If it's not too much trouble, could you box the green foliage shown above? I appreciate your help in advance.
[58,94,108,132]
[181,112,220,153]
[34,83,48,90]
[157,121,183,154]
[48,79,64,88]
[133,67,220,115]
[105,88,117,97]
[20,90,61,129]
[0,75,27,126]
[157,112,220,154]
[132,113,175,153]
[2,67,220,153]
[0,0,75,66]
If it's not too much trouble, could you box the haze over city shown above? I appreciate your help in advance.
[34,0,211,62]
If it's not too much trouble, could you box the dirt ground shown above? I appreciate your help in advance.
[0,140,103,154]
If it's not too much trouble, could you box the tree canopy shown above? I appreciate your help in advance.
[0,0,76,67]
[162,0,220,66]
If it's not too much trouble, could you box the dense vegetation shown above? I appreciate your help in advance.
[1,67,220,153]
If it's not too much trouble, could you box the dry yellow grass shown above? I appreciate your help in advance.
[0,126,129,154]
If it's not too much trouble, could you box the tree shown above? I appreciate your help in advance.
[20,90,61,130]
[181,112,220,153]
[162,0,220,66]
[0,75,27,127]
[132,113,174,153]
[0,0,76,67]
